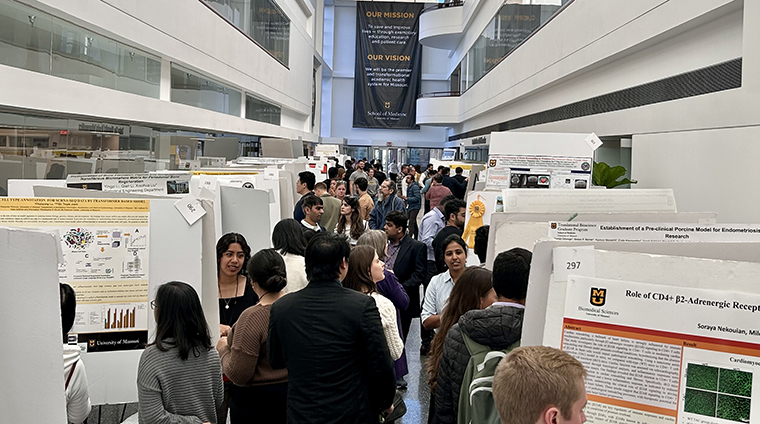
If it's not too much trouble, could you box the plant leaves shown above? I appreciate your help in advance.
[592,161,637,188]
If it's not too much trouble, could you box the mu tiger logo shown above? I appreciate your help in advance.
[590,287,606,306]
[489,159,497,167]
[384,101,391,109]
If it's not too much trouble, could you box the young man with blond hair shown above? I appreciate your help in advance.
[493,346,588,424]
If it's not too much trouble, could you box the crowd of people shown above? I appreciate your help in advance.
[60,158,589,424]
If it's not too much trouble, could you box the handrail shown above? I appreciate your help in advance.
[418,91,461,99]
[421,1,464,15]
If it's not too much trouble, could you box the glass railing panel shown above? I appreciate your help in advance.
[0,0,52,74]
[51,17,120,91]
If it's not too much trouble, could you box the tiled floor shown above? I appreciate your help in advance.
[398,317,432,424]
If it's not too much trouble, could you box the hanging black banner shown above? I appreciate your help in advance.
[353,2,423,129]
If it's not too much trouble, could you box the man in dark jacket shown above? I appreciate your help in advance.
[293,171,316,222]
[432,247,532,424]
[441,167,467,200]
[451,167,468,199]
[268,233,396,424]
[369,179,406,230]
[384,211,427,343]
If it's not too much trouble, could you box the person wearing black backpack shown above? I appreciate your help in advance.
[431,247,532,424]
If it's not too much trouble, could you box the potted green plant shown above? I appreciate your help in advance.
[592,161,637,188]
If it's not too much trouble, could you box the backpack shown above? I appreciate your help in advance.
[457,333,520,424]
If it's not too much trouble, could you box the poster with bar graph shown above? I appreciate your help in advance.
[0,198,150,352]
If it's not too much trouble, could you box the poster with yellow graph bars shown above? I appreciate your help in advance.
[0,198,150,352]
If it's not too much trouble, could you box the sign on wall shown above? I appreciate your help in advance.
[353,2,423,129]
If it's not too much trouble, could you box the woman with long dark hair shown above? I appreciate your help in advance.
[216,233,257,337]
[271,219,308,292]
[138,281,223,424]
[427,267,495,423]
[216,233,257,423]
[335,197,367,245]
[217,249,289,423]
[356,230,410,389]
[344,246,404,361]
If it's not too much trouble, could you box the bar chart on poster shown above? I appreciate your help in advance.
[0,198,150,352]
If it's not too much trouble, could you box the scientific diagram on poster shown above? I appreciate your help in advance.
[561,276,760,424]
[0,198,150,352]
[485,154,592,190]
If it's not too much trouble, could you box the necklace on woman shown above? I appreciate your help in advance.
[219,275,240,310]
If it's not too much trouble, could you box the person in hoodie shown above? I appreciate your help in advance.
[431,247,531,424]
[61,283,91,424]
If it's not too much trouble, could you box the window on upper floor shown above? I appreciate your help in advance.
[452,2,567,94]
[245,94,281,125]
[201,0,290,66]
[170,64,242,116]
[0,0,161,98]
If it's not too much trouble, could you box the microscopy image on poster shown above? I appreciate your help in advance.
[0,198,150,351]
[561,276,760,424]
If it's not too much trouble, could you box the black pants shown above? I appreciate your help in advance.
[229,382,288,424]
[408,209,420,239]
[420,261,439,347]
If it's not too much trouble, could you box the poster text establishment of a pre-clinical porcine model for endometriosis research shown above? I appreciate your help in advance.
[0,198,149,352]
[563,276,760,424]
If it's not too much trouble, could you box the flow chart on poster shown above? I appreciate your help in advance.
[0,198,150,352]
[563,276,760,424]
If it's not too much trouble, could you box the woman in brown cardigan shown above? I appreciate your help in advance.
[217,248,289,424]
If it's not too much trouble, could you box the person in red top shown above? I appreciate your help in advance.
[425,174,452,211]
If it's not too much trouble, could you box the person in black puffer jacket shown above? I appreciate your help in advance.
[432,247,532,424]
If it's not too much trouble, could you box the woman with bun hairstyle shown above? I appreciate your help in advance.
[217,248,289,423]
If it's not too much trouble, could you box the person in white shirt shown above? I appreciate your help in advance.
[272,218,309,292]
[422,235,468,331]
[61,283,91,424]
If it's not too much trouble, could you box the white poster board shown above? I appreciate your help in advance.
[20,188,204,405]
[0,227,68,423]
[485,211,717,268]
[523,240,760,349]
[563,274,760,424]
[501,189,677,213]
[485,132,600,190]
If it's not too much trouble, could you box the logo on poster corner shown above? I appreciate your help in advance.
[384,101,391,109]
[590,287,607,306]
[89,339,96,348]
[489,159,497,167]
[581,162,591,171]
[551,223,557,230]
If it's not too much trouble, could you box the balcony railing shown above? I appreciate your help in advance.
[418,91,461,99]
[421,1,464,15]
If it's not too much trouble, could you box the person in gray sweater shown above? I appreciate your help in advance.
[137,281,224,424]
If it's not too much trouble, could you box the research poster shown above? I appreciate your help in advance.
[67,172,191,195]
[562,276,760,424]
[353,1,423,129]
[548,222,760,243]
[485,154,592,190]
[0,198,150,352]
